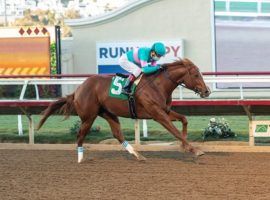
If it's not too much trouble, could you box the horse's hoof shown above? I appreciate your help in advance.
[78,157,86,163]
[195,149,205,157]
[136,154,146,162]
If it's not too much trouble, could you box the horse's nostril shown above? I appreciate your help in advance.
[204,89,211,96]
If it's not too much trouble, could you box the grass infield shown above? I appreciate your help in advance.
[0,115,263,144]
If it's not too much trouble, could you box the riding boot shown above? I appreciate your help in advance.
[122,74,136,94]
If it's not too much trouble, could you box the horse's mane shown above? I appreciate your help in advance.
[163,58,194,68]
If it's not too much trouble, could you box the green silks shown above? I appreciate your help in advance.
[141,65,160,74]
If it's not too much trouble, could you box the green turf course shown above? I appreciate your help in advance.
[1,114,266,143]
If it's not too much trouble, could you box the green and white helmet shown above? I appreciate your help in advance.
[151,42,166,57]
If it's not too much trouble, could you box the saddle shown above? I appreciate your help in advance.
[109,73,142,119]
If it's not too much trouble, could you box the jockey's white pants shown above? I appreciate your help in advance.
[119,54,142,78]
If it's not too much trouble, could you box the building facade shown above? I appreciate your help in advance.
[65,0,214,74]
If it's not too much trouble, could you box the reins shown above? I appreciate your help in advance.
[162,63,200,95]
[135,69,161,93]
[164,68,189,90]
[163,66,182,86]
[134,62,199,95]
[135,65,186,92]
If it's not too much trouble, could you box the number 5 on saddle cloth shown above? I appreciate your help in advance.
[109,74,142,118]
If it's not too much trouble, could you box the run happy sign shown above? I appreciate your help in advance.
[96,40,184,74]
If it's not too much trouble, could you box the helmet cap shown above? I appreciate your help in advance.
[151,42,166,57]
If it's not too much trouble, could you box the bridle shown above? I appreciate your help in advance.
[162,64,200,94]
[136,63,202,96]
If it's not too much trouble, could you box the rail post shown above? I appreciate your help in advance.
[34,84,40,100]
[18,80,29,136]
[178,86,183,99]
[134,119,140,145]
[143,120,148,138]
[249,117,255,146]
[243,105,254,146]
[28,115,34,144]
[240,83,244,99]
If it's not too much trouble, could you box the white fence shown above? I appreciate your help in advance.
[2,75,270,100]
[1,75,270,143]
[0,78,85,135]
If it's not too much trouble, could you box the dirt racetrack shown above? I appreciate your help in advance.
[1,150,270,200]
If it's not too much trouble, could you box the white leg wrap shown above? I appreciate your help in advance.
[78,147,84,163]
[122,141,135,155]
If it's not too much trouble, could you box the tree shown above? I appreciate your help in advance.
[11,9,79,37]
[64,9,80,19]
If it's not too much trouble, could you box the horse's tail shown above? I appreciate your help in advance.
[37,93,75,130]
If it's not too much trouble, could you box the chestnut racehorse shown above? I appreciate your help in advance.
[37,58,210,162]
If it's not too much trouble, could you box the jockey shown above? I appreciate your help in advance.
[119,42,166,94]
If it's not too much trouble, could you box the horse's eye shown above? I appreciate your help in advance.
[195,74,199,78]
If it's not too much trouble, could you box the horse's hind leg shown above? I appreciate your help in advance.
[100,112,146,161]
[77,117,96,163]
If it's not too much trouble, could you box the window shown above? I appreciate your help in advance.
[213,0,270,88]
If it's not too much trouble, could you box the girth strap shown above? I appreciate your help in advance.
[127,94,137,119]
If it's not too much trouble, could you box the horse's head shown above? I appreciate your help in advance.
[162,58,210,98]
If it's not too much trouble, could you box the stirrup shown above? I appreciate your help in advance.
[122,88,131,95]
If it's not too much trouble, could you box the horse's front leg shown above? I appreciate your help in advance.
[168,110,188,140]
[147,106,204,156]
